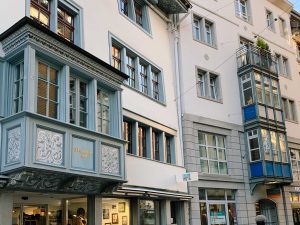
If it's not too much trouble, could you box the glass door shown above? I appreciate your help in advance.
[208,203,227,225]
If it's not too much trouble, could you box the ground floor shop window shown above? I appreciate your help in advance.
[139,200,159,225]
[255,199,278,225]
[102,198,130,225]
[199,188,237,225]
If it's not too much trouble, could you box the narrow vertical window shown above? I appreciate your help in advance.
[270,131,279,161]
[266,10,274,30]
[126,55,135,88]
[209,74,218,100]
[138,126,147,157]
[112,46,121,70]
[198,72,206,97]
[255,73,263,103]
[152,71,159,101]
[261,129,271,160]
[235,0,248,21]
[124,121,133,154]
[13,63,24,114]
[279,134,287,163]
[165,135,172,164]
[134,1,143,27]
[279,18,287,38]
[120,0,128,15]
[37,62,59,119]
[282,57,289,76]
[152,131,160,160]
[57,6,74,43]
[205,22,213,45]
[193,18,201,40]
[264,78,271,106]
[79,80,88,127]
[272,80,280,108]
[30,0,50,27]
[241,73,253,105]
[248,130,260,161]
[97,89,110,134]
[140,64,148,94]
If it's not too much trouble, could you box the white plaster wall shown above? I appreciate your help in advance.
[126,155,188,192]
[0,1,25,34]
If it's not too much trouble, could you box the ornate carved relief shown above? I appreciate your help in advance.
[36,128,63,166]
[101,145,120,175]
[7,126,21,164]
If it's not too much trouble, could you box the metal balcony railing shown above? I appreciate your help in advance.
[236,44,278,74]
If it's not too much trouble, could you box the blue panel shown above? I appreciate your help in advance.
[71,136,95,172]
[274,163,283,177]
[266,161,274,177]
[282,164,292,178]
[243,104,257,121]
[250,162,263,177]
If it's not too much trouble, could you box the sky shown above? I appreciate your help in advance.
[290,0,300,12]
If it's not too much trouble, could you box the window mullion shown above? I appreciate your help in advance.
[76,79,80,126]
[46,66,50,117]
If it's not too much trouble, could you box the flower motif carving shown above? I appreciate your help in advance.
[101,145,120,175]
[36,128,63,166]
[7,127,21,164]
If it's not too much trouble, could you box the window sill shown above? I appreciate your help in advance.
[279,74,292,80]
[119,13,153,39]
[123,83,166,106]
[193,38,217,50]
[267,27,276,34]
[197,95,223,104]
[235,15,252,25]
[285,119,299,124]
[198,173,244,183]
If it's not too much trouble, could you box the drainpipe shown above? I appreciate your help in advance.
[281,185,289,225]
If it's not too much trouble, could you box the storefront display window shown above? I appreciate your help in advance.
[139,200,158,225]
[199,189,237,225]
[102,198,130,225]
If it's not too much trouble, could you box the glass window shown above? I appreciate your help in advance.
[263,77,271,106]
[198,71,207,97]
[255,73,263,103]
[97,89,110,134]
[261,129,271,160]
[134,0,143,27]
[13,62,24,114]
[165,135,172,164]
[248,129,260,161]
[205,22,213,45]
[152,71,159,101]
[266,10,275,31]
[272,80,280,108]
[120,0,128,15]
[37,62,59,119]
[193,15,215,46]
[152,131,160,160]
[57,6,74,42]
[207,189,225,200]
[102,198,131,224]
[200,202,208,225]
[140,64,148,94]
[139,200,158,225]
[193,18,201,40]
[279,17,287,38]
[198,69,220,101]
[228,203,237,225]
[69,76,88,127]
[291,149,300,180]
[30,0,50,27]
[198,132,227,174]
[138,126,147,157]
[282,57,289,76]
[270,131,279,162]
[241,73,253,106]
[279,133,287,163]
[112,45,121,70]
[126,55,136,88]
[235,0,249,21]
[124,120,133,154]
[209,74,218,100]
[282,98,297,122]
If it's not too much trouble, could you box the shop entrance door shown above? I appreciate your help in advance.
[208,203,227,225]
[293,208,300,225]
[258,199,278,225]
[12,205,47,225]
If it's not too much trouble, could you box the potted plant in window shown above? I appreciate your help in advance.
[256,37,272,69]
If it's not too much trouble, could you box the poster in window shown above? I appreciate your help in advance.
[118,202,126,212]
[112,213,118,224]
[122,216,127,225]
[103,209,109,220]
[105,223,111,225]
[210,211,226,224]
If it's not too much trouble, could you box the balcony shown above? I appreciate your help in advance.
[236,44,278,75]
[0,112,126,194]
[151,0,192,14]
[291,12,300,42]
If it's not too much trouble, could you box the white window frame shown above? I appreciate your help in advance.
[197,68,221,102]
[247,129,261,162]
[279,17,287,38]
[235,0,249,21]
[282,97,297,122]
[266,9,275,32]
[192,14,216,47]
[291,148,300,180]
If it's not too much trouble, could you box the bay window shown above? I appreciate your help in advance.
[138,126,147,157]
[241,73,253,105]
[139,64,148,94]
[126,55,135,88]
[247,129,260,161]
[97,89,110,134]
[13,62,24,114]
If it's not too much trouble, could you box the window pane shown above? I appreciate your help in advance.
[207,134,216,146]
[70,109,76,124]
[200,159,209,173]
[199,189,206,200]
[37,97,47,115]
[200,146,207,158]
[198,132,206,145]
[38,63,48,80]
[38,80,47,97]
[228,203,237,225]
[200,203,208,225]
[48,101,57,118]
[207,189,225,200]
[217,136,225,148]
[50,68,58,84]
[251,150,260,161]
[226,190,235,200]
[80,82,87,96]
[139,200,156,225]
[80,112,87,127]
[218,149,226,160]
[30,5,39,20]
[40,11,50,26]
[219,162,228,174]
[49,84,58,101]
[209,161,219,174]
[209,204,226,225]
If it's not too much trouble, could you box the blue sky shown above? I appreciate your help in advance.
[290,0,300,12]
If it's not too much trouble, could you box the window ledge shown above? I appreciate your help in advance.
[123,83,166,106]
[279,74,292,80]
[235,15,253,25]
[119,13,153,39]
[193,38,218,50]
[198,173,244,183]
[285,119,299,124]
[197,95,223,104]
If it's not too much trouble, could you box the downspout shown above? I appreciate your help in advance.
[281,185,289,225]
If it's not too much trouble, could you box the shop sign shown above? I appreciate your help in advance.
[176,172,198,182]
[210,211,226,224]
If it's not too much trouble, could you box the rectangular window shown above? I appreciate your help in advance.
[279,17,287,38]
[255,73,263,103]
[139,200,158,225]
[97,89,110,134]
[13,63,24,114]
[69,76,88,127]
[198,132,227,175]
[112,45,121,70]
[282,98,297,122]
[138,126,147,157]
[57,6,74,43]
[134,0,143,27]
[123,120,133,154]
[291,149,300,180]
[247,129,260,161]
[241,73,253,106]
[152,131,160,160]
[282,57,289,76]
[37,62,59,119]
[197,69,220,101]
[126,55,136,88]
[275,54,282,74]
[279,133,287,163]
[30,0,50,27]
[165,135,172,164]
[263,77,271,106]
[193,15,215,46]
[120,0,128,15]
[261,129,271,160]
[270,131,279,162]
[152,71,159,101]
[266,10,275,31]
[235,0,249,21]
[139,64,148,94]
[272,80,280,108]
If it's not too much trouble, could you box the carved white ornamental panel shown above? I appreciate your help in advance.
[101,145,120,175]
[7,126,21,164]
[36,128,63,166]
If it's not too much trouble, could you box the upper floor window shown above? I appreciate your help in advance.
[37,62,59,119]
[198,132,227,175]
[193,15,216,47]
[97,89,110,134]
[111,38,164,103]
[69,76,88,127]
[57,6,74,42]
[279,17,287,38]
[13,62,24,114]
[282,98,297,122]
[29,0,82,46]
[152,131,160,161]
[275,54,290,77]
[30,0,50,27]
[118,0,150,32]
[124,120,133,154]
[291,149,300,180]
[138,125,147,157]
[247,129,260,161]
[165,135,172,164]
[235,0,249,21]
[282,57,289,77]
[266,10,275,31]
[197,68,221,102]
[297,44,300,60]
